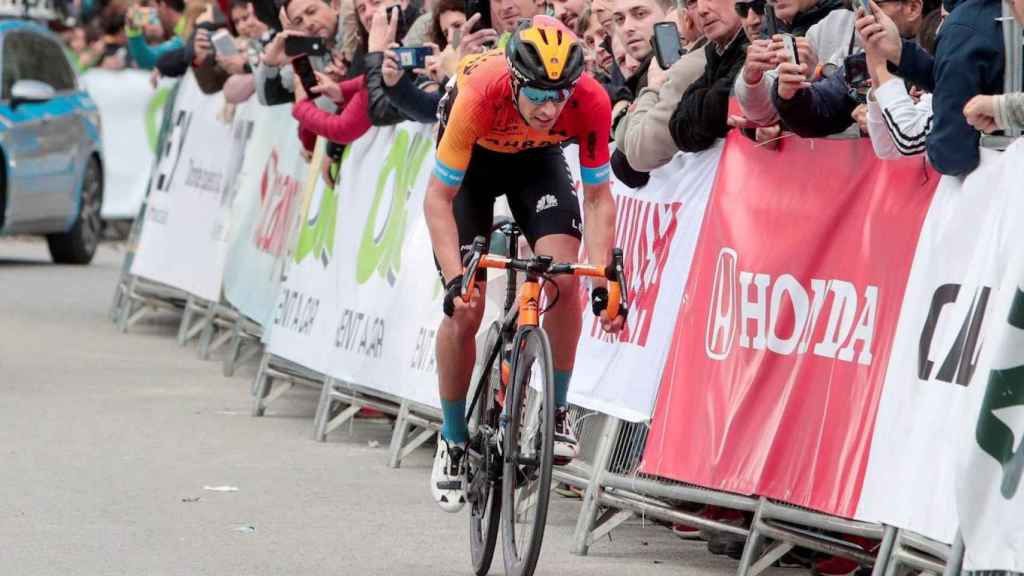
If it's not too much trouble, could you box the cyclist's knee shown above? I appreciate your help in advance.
[442,304,485,338]
[547,275,581,309]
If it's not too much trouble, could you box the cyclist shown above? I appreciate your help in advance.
[424,14,625,512]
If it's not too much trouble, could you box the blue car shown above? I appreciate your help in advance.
[0,20,103,264]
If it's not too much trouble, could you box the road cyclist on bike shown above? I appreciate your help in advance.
[424,14,625,513]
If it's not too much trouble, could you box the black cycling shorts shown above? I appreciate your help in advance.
[439,144,582,279]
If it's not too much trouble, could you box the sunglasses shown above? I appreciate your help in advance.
[734,0,766,18]
[521,85,573,104]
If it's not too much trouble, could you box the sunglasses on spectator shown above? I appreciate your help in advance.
[734,0,766,18]
[521,86,573,104]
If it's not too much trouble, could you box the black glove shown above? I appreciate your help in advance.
[442,274,465,318]
[591,286,627,320]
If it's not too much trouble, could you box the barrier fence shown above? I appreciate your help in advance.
[107,65,1024,575]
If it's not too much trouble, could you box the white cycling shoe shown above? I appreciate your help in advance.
[431,437,467,513]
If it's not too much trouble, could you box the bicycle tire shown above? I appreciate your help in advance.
[501,326,555,576]
[468,322,502,576]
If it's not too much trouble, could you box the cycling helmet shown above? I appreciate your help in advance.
[506,15,585,91]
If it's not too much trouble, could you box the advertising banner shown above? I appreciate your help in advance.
[955,140,1024,572]
[130,73,237,302]
[80,69,174,219]
[567,145,721,422]
[263,140,337,373]
[641,134,936,518]
[856,145,1024,543]
[222,105,307,327]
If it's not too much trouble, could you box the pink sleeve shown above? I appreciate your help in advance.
[291,85,373,145]
[339,76,364,102]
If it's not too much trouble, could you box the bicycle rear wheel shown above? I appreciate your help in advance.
[468,322,502,576]
[501,326,555,576]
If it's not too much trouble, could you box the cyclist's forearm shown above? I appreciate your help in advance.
[582,182,615,271]
[425,177,463,283]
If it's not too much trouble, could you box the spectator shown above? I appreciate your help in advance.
[552,0,588,30]
[256,0,342,106]
[611,0,674,97]
[668,0,748,152]
[222,0,271,103]
[963,0,1024,134]
[98,7,133,69]
[858,0,1004,175]
[734,0,847,131]
[865,7,941,158]
[489,0,545,37]
[126,0,188,69]
[772,0,936,139]
[291,63,373,146]
[379,0,477,123]
[611,0,708,184]
[365,0,434,124]
[191,4,235,93]
[582,9,615,79]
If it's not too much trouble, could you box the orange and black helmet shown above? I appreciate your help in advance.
[506,15,585,91]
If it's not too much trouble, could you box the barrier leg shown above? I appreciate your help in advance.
[223,318,243,377]
[177,295,195,345]
[387,400,413,467]
[872,525,898,576]
[197,304,219,360]
[736,498,769,576]
[313,377,334,442]
[571,414,621,556]
[251,353,271,417]
[942,532,964,576]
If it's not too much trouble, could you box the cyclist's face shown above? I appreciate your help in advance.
[516,92,568,131]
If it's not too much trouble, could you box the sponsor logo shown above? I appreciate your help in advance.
[356,129,431,286]
[536,194,559,213]
[704,246,879,365]
[976,288,1024,499]
[586,196,682,347]
[253,150,301,258]
[295,147,348,268]
[153,109,192,194]
[918,283,991,386]
[273,288,320,336]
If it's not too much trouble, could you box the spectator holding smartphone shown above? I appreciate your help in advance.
[858,0,1004,175]
[771,0,936,138]
[126,0,188,69]
[612,0,708,184]
[668,0,748,152]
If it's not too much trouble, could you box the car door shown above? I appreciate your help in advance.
[0,30,81,231]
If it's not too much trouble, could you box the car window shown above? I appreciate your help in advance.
[2,31,76,99]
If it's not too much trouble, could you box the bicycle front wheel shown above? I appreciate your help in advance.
[501,326,555,576]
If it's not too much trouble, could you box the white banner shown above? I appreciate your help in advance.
[80,69,174,220]
[130,73,238,302]
[567,145,721,422]
[263,140,337,373]
[222,104,307,326]
[856,143,1024,542]
[957,140,1024,572]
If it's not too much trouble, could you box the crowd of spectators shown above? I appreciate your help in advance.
[49,0,1023,568]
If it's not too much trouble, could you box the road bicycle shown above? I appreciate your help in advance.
[461,222,628,576]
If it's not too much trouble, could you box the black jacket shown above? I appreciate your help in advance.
[669,31,749,153]
[365,51,419,125]
[383,72,445,123]
[772,62,859,138]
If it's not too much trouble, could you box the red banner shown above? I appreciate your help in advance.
[641,133,938,517]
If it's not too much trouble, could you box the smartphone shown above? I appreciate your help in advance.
[762,3,778,38]
[843,52,870,102]
[291,55,320,94]
[450,25,462,48]
[386,4,401,21]
[652,21,682,69]
[285,36,328,57]
[854,0,875,17]
[466,0,493,32]
[393,46,432,70]
[780,33,800,65]
[211,29,238,56]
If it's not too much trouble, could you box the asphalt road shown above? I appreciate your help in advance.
[0,238,796,576]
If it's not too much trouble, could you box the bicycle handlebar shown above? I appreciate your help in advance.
[460,236,629,323]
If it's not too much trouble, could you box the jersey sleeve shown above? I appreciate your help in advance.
[574,76,613,186]
[434,82,495,187]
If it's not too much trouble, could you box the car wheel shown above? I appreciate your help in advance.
[47,156,103,265]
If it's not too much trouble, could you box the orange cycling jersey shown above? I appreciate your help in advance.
[434,50,612,188]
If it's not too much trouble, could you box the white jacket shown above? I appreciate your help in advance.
[866,78,933,159]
